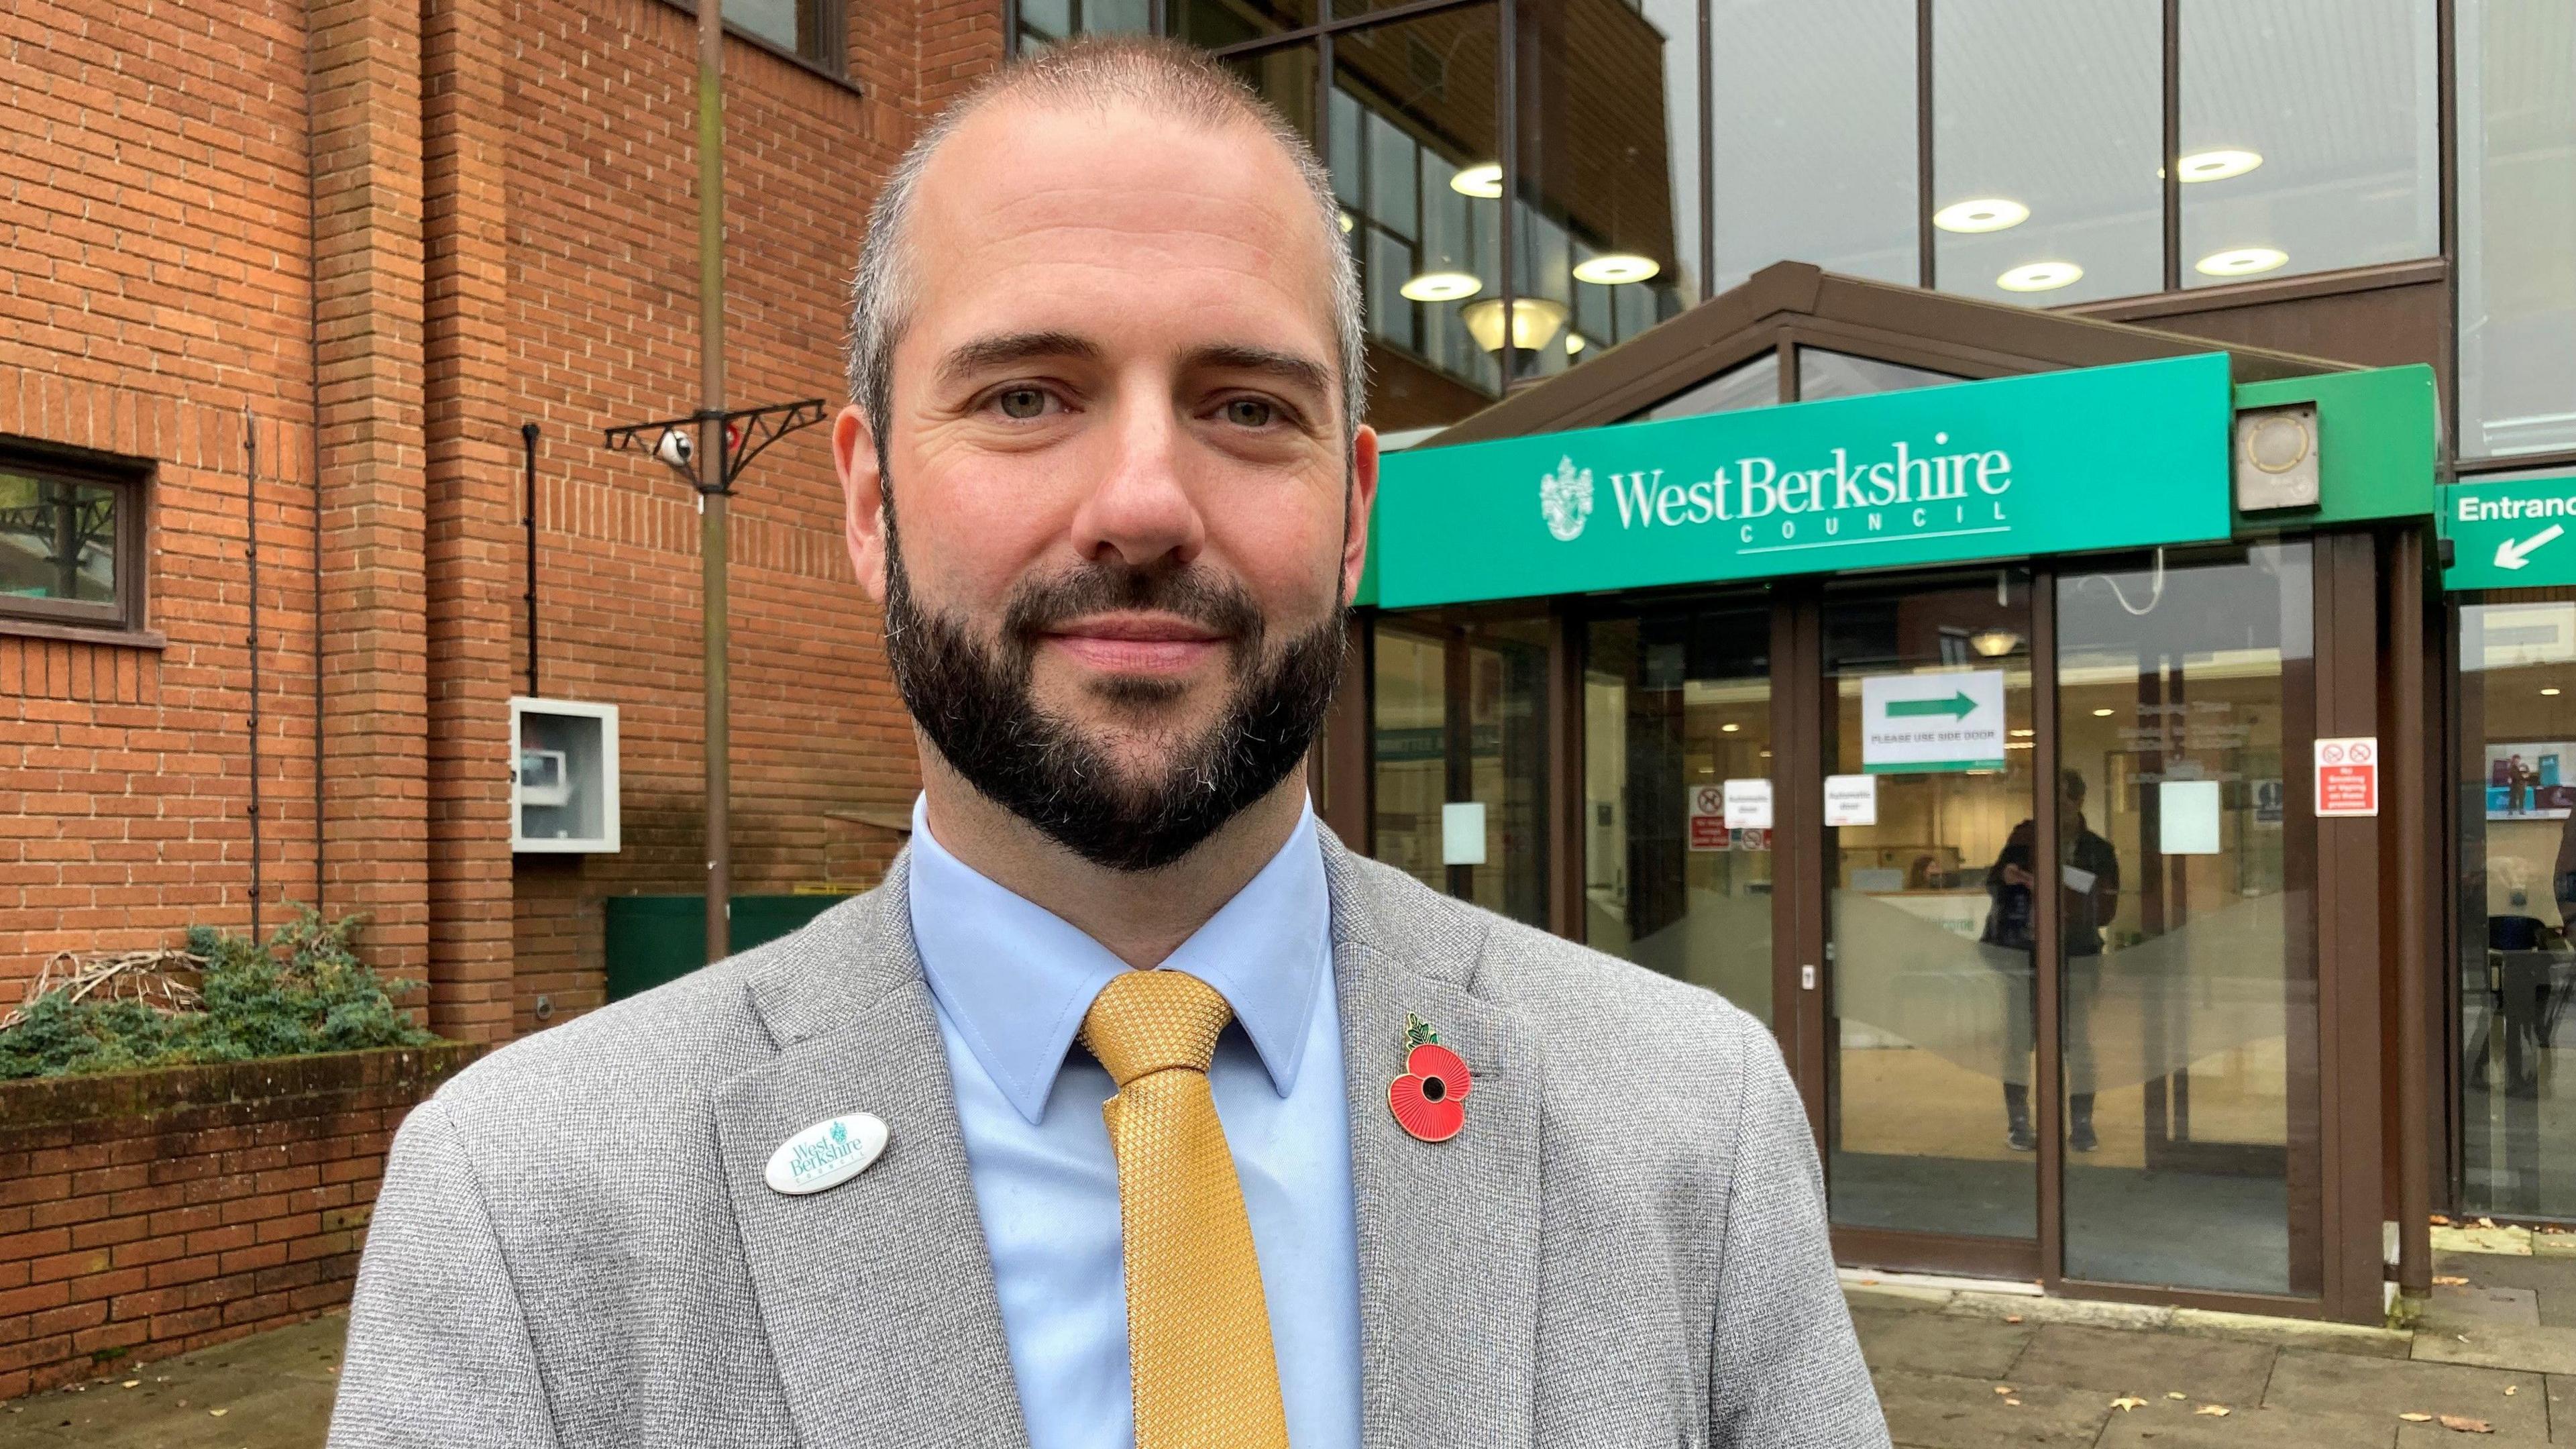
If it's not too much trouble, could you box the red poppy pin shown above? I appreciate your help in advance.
[1387,1012,1471,1142]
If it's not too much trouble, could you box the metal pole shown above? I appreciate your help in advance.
[698,0,731,965]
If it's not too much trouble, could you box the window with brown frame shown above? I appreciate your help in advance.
[0,449,146,635]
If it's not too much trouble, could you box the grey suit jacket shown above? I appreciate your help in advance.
[327,835,1888,1448]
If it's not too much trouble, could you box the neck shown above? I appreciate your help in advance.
[916,751,1310,970]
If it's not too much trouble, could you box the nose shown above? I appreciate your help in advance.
[1066,387,1207,570]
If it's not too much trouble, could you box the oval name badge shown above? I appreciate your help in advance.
[764,1112,888,1196]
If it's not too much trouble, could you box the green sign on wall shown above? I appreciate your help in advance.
[1370,353,2235,608]
[2443,474,2576,591]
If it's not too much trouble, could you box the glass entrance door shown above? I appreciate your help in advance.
[1819,574,2041,1248]
[1581,600,1776,1020]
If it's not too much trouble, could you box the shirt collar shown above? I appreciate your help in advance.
[905,795,1331,1126]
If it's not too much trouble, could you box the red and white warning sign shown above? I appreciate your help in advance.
[2314,737,2379,817]
[1688,784,1728,851]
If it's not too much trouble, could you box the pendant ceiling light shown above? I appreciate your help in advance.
[1449,162,1503,199]
[1399,270,1483,303]
[2195,246,2288,278]
[1996,261,2083,292]
[1932,198,2029,234]
[1572,253,1660,286]
[1460,297,1568,352]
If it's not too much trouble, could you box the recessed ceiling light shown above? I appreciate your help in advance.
[1997,261,2083,292]
[2092,708,2114,717]
[1933,198,2030,234]
[1450,162,1503,199]
[2546,687,2564,697]
[1721,722,1740,733]
[2196,246,2288,278]
[1338,210,1354,234]
[1572,253,1660,285]
[2177,148,2263,182]
[1564,332,1588,356]
[1399,270,1483,303]
[2010,729,2035,737]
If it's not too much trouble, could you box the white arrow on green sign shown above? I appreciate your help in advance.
[2445,476,2576,590]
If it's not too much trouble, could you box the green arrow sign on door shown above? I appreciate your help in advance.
[1886,691,1978,720]
[2445,475,2576,590]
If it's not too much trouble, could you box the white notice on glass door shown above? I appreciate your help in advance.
[1860,670,2008,773]
[1722,778,1774,830]
[1823,774,1878,827]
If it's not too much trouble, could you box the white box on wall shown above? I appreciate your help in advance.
[510,697,620,853]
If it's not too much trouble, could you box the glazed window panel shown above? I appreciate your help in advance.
[1933,1,2162,307]
[0,460,136,632]
[2459,0,2576,459]
[2178,0,2438,289]
[1710,0,1918,293]
[726,0,845,68]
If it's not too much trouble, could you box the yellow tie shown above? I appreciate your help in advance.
[1079,969,1291,1449]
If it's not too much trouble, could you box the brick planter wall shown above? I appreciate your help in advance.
[0,1042,480,1399]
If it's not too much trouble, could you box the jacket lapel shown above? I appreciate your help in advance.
[1324,835,1543,1449]
[713,857,1030,1449]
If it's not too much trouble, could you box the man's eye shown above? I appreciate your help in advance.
[1221,398,1276,428]
[996,388,1051,420]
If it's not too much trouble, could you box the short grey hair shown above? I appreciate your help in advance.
[846,36,1367,455]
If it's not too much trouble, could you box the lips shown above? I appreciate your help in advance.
[1040,612,1229,673]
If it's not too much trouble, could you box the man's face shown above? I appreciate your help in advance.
[835,99,1378,869]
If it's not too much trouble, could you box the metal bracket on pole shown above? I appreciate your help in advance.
[602,398,826,496]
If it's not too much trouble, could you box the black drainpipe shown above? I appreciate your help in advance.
[244,410,263,937]
[522,422,540,696]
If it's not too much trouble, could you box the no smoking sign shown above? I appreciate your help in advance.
[2314,737,2379,818]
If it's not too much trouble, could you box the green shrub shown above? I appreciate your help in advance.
[0,908,439,1081]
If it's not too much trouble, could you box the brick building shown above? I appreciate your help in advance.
[2,0,998,1042]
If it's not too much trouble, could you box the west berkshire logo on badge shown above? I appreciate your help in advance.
[1387,1012,1472,1142]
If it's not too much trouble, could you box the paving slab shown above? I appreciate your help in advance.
[1851,1307,2034,1380]
[2093,1399,2398,1449]
[2438,1250,2576,1328]
[1872,1368,2110,1449]
[2414,1320,2576,1375]
[2427,1283,2545,1328]
[0,1312,345,1448]
[2544,1373,2576,1444]
[2004,1322,2277,1405]
[2263,1349,2546,1439]
[2434,1224,2535,1256]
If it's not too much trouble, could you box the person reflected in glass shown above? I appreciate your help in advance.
[1983,769,2121,1153]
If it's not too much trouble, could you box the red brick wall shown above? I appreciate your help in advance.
[0,1044,480,1400]
[0,0,1014,1038]
[0,0,325,985]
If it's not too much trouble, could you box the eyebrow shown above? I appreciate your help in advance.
[934,331,1102,389]
[1183,343,1333,404]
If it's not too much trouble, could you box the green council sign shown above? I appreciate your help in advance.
[2443,474,2576,591]
[1370,353,2234,608]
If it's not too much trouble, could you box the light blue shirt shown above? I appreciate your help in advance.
[906,798,1362,1449]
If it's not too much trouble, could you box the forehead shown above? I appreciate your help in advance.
[898,97,1340,372]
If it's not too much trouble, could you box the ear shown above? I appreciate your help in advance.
[1340,423,1379,607]
[834,403,888,604]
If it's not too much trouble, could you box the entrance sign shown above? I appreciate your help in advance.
[2314,738,2379,817]
[1861,671,2008,773]
[1687,785,1727,851]
[2444,474,2576,590]
[1723,778,1774,830]
[1371,354,2233,608]
[1823,774,1878,827]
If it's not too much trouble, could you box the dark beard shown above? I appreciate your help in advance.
[880,500,1348,872]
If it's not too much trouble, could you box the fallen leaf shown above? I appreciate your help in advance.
[2439,1414,2494,1434]
[2111,1397,2147,1412]
[1994,1385,2013,1395]
[2005,1314,2024,1324]
[2435,1275,2471,1285]
[2401,1412,2434,1421]
[2505,1386,2518,1396]
[2479,1217,2498,1229]
[2432,1214,2453,1225]
[2167,1392,2187,1400]
[2196,1405,2231,1417]
[2004,1398,2021,1407]
[209,1409,227,1418]
[120,1381,138,1389]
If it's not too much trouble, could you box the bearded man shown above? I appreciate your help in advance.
[328,34,1884,1449]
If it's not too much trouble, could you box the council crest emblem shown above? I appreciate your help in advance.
[1540,455,1593,541]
